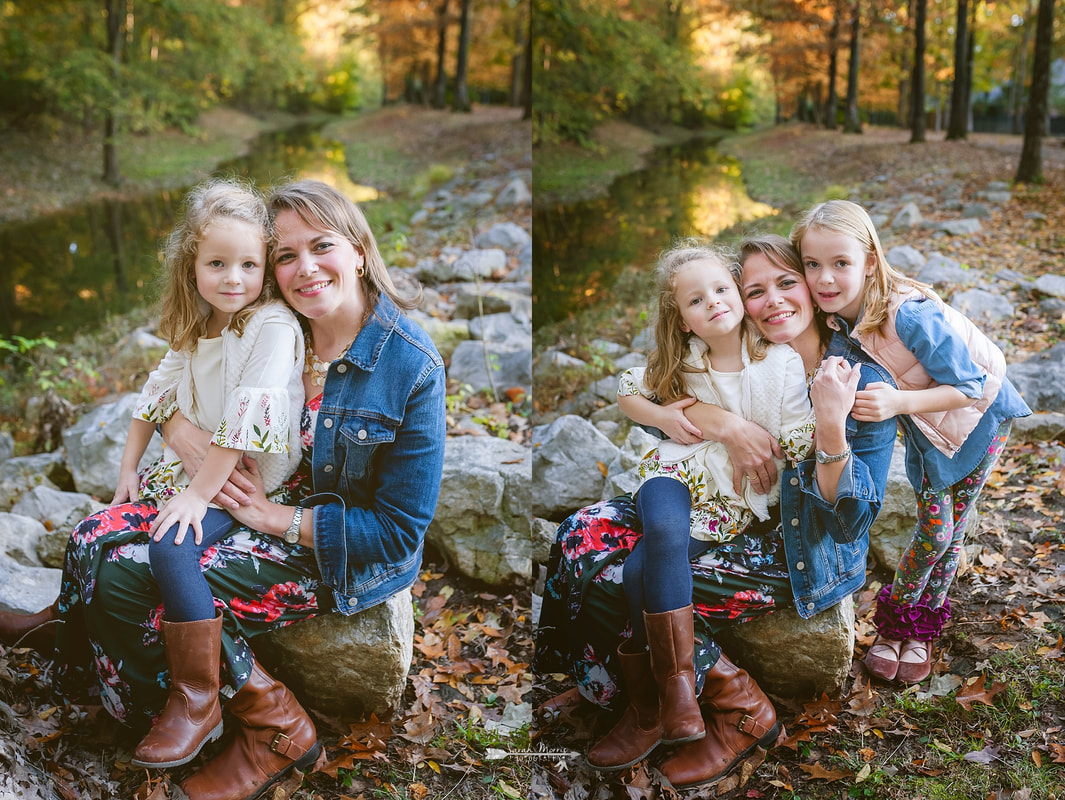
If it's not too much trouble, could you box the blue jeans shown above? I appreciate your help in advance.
[148,507,234,622]
[624,477,710,646]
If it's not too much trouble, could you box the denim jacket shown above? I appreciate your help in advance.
[782,328,898,619]
[302,294,446,615]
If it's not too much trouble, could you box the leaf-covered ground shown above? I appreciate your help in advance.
[531,125,1065,800]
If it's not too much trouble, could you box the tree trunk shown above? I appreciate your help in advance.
[825,3,840,129]
[1015,0,1055,183]
[1011,0,1034,134]
[452,0,473,112]
[432,0,450,109]
[509,12,524,106]
[843,1,862,133]
[898,0,913,128]
[102,0,124,185]
[965,5,975,132]
[521,9,532,120]
[910,0,927,142]
[946,0,968,139]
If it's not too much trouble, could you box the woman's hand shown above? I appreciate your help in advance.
[150,489,210,546]
[657,397,703,445]
[810,356,861,426]
[721,420,783,494]
[225,455,275,532]
[161,411,210,479]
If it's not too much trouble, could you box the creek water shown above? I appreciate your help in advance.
[532,137,777,329]
[0,123,377,339]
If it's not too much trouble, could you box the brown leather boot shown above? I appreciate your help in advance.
[0,600,59,651]
[644,605,705,744]
[179,661,321,800]
[660,653,780,789]
[131,613,225,768]
[586,639,660,770]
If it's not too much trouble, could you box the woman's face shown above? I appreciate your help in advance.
[272,209,365,322]
[740,252,816,344]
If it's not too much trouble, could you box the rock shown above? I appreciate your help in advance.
[428,436,531,584]
[421,249,506,282]
[534,349,587,381]
[11,486,106,568]
[116,327,167,361]
[469,311,531,344]
[0,431,13,466]
[474,222,531,251]
[1033,274,1065,300]
[949,289,1015,325]
[0,451,72,511]
[448,339,532,396]
[0,512,49,566]
[258,590,414,718]
[531,517,557,566]
[631,327,655,353]
[917,253,973,288]
[62,394,163,499]
[452,282,531,319]
[495,178,531,207]
[532,415,620,518]
[1007,343,1065,413]
[890,203,923,229]
[960,203,991,219]
[936,219,982,235]
[721,601,854,698]
[979,190,1012,204]
[1010,412,1065,445]
[0,551,60,615]
[994,269,1027,284]
[886,245,926,274]
[986,181,1010,192]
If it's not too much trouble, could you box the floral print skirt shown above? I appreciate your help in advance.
[533,494,793,711]
[55,502,323,731]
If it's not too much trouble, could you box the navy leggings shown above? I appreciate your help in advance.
[148,507,234,622]
[623,477,711,646]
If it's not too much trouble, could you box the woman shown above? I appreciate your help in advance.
[0,180,447,800]
[533,235,897,789]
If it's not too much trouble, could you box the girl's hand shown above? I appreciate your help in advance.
[150,490,209,546]
[852,382,901,422]
[810,356,861,423]
[226,455,271,531]
[112,470,140,505]
[657,397,703,445]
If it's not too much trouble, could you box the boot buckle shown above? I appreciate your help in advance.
[271,731,293,756]
[737,714,760,735]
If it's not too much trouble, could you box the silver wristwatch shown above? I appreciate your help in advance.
[814,447,851,464]
[283,506,304,545]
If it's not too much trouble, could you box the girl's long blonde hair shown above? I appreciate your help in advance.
[737,233,832,352]
[644,239,762,404]
[789,199,932,335]
[157,178,274,353]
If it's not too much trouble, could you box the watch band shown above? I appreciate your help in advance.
[283,505,304,544]
[815,447,851,464]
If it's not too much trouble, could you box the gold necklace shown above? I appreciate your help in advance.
[305,334,356,387]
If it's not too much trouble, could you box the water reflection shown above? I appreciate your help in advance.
[0,123,374,339]
[533,139,776,328]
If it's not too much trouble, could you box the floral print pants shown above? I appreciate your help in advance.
[891,421,1011,609]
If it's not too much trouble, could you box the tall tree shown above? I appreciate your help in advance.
[946,0,969,139]
[452,0,473,112]
[102,0,124,185]
[910,0,928,142]
[1009,0,1035,134]
[824,1,841,129]
[431,0,450,108]
[843,0,863,132]
[521,8,532,119]
[1015,0,1055,183]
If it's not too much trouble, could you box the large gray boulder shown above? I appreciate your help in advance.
[0,512,49,566]
[0,451,71,510]
[428,436,532,584]
[0,551,60,615]
[258,590,414,718]
[447,339,532,396]
[532,415,620,519]
[62,394,163,499]
[722,601,854,698]
[11,486,105,567]
[1008,343,1065,413]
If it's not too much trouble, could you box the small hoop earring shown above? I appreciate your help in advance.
[355,264,366,278]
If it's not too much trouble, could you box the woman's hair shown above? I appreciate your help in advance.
[644,238,761,404]
[266,180,421,316]
[157,178,273,353]
[737,233,832,351]
[789,199,932,335]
